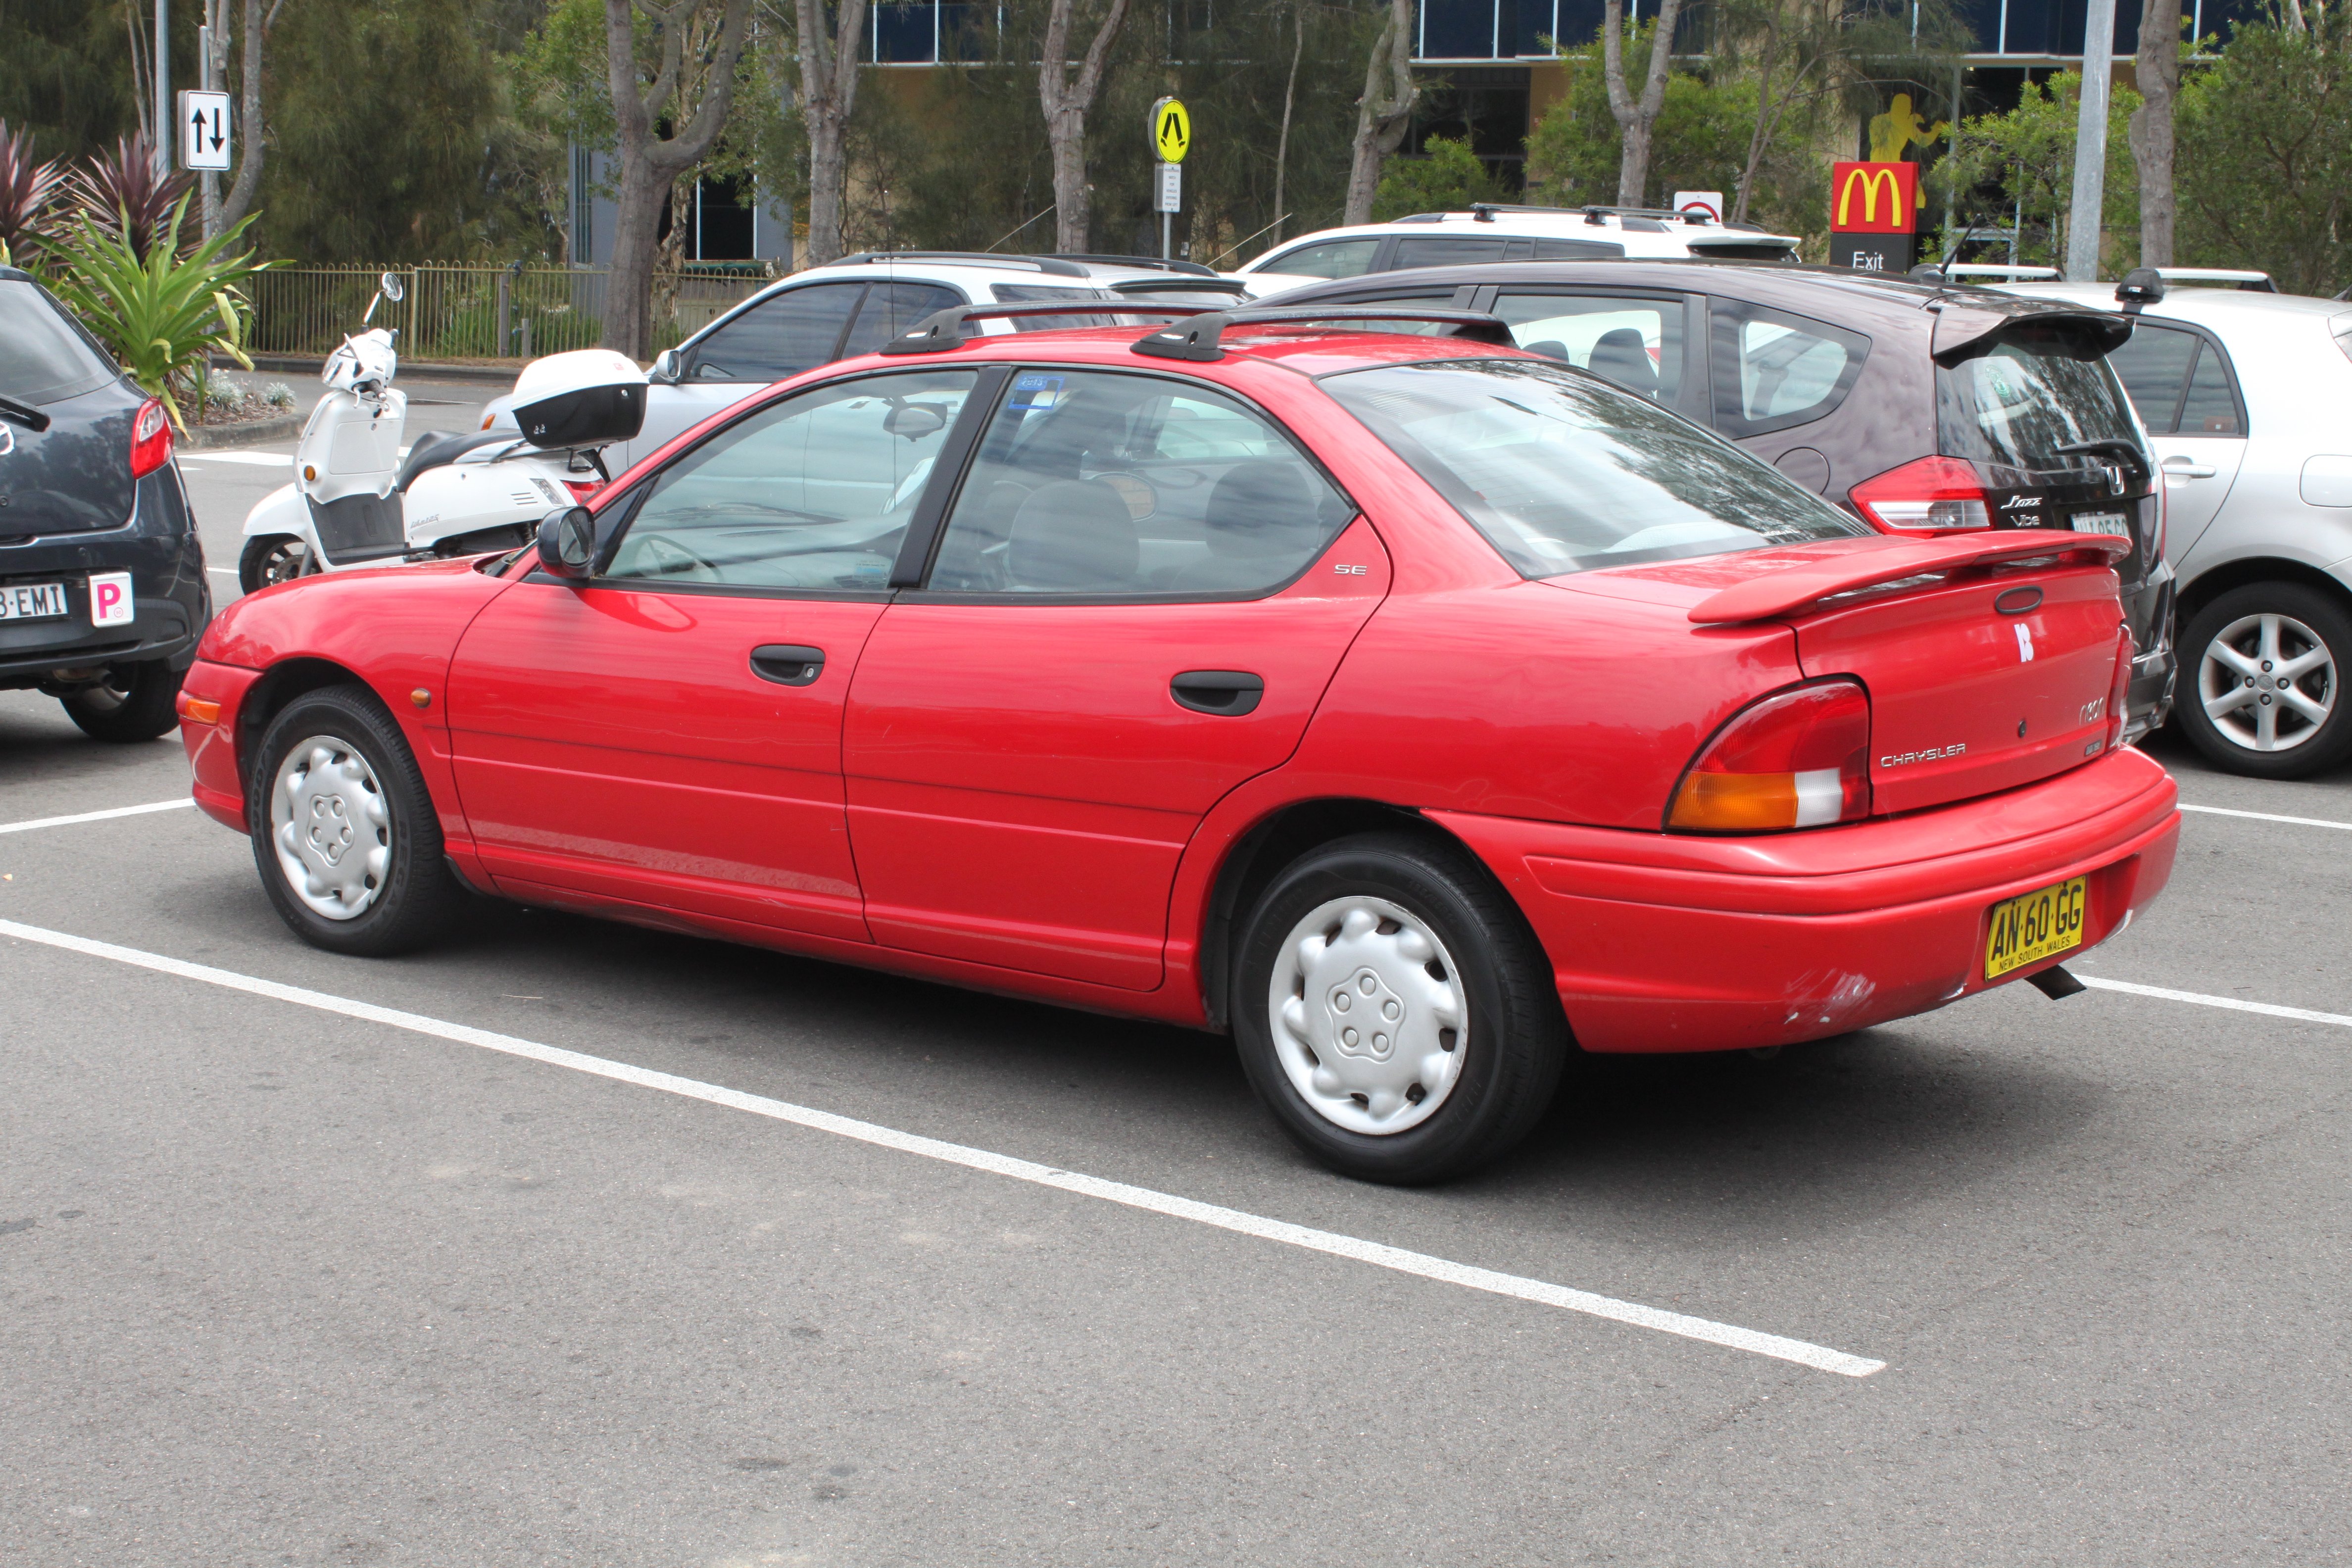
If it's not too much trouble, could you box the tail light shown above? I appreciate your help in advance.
[2106,625,2133,751]
[1667,679,1871,833]
[563,480,600,504]
[1849,456,1991,532]
[129,398,173,478]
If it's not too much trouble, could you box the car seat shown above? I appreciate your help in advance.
[1006,479,1139,591]
[1588,328,1659,399]
[1173,460,1323,592]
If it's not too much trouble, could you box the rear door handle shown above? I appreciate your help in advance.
[750,644,826,686]
[1170,670,1265,716]
[2161,456,2217,479]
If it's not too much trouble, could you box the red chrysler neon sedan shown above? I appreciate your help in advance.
[176,305,2180,1183]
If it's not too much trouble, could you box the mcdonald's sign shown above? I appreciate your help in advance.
[1831,161,1917,235]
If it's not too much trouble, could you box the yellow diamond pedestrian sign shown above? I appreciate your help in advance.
[1151,98,1190,165]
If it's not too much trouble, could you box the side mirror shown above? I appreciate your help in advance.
[536,506,596,579]
[883,402,947,441]
[650,348,682,385]
[379,271,405,304]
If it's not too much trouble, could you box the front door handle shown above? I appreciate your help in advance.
[1170,670,1265,716]
[2161,455,2218,480]
[750,644,826,686]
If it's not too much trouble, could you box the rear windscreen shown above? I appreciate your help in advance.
[0,280,115,404]
[991,283,1127,332]
[1937,328,2142,473]
[1321,357,1869,579]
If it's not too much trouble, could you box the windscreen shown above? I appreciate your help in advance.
[1936,327,2142,473]
[0,280,116,404]
[1321,358,1870,579]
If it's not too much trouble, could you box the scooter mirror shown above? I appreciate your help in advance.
[379,272,406,304]
[536,506,597,580]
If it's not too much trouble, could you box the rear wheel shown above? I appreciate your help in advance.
[1231,832,1568,1184]
[239,534,312,594]
[250,686,467,956]
[2177,583,2352,779]
[59,659,184,742]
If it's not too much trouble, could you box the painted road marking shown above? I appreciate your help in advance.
[0,799,193,835]
[175,449,293,465]
[0,917,1885,1379]
[2178,803,2352,832]
[2079,975,2352,1029]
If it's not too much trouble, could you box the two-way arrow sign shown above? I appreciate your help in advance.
[178,90,231,171]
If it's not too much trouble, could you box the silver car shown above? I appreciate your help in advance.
[2006,276,2352,778]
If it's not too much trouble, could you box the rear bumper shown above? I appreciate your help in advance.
[0,476,210,688]
[1431,747,2180,1054]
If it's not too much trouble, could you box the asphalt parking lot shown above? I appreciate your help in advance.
[3,431,2349,1566]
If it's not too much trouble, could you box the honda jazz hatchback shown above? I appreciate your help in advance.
[178,306,2179,1183]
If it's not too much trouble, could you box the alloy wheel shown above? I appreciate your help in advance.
[2198,611,2336,753]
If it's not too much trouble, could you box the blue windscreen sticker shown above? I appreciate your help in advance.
[1009,373,1066,412]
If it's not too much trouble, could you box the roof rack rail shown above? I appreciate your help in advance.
[1943,263,2063,280]
[879,301,1214,355]
[1050,253,1219,277]
[2155,267,2276,292]
[1131,306,1513,362]
[834,250,1091,277]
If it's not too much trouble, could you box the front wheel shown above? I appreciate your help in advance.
[59,659,185,742]
[239,533,313,594]
[2176,583,2352,779]
[250,685,468,956]
[1231,832,1569,1184]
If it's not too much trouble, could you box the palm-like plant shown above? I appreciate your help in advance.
[0,121,65,269]
[63,135,198,262]
[47,195,277,431]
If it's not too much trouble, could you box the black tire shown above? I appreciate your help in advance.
[249,685,468,956]
[239,533,310,595]
[60,659,185,742]
[1230,832,1569,1184]
[2175,582,2352,780]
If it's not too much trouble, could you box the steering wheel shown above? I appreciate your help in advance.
[622,532,722,581]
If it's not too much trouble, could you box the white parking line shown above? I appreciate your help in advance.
[0,799,194,835]
[2178,803,2352,832]
[2080,976,2352,1028]
[175,449,292,465]
[0,916,1885,1379]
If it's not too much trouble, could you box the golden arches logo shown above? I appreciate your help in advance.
[1836,166,1902,228]
[1830,161,1916,234]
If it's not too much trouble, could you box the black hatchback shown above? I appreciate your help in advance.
[0,265,209,740]
[1262,261,2177,738]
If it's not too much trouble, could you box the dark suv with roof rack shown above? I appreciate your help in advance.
[1261,258,2176,737]
[1,265,209,741]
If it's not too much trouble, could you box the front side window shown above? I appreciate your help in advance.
[926,370,1354,596]
[1493,292,1685,404]
[1321,358,1869,579]
[1936,330,2143,475]
[601,370,977,591]
[685,282,868,382]
[1257,239,1380,279]
[1709,301,1870,436]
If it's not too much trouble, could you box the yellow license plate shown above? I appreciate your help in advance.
[1984,876,2088,980]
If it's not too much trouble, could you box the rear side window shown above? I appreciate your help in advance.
[837,281,965,356]
[1492,292,1685,404]
[1936,330,2142,474]
[1532,238,1626,260]
[1708,300,1869,436]
[1321,357,1869,579]
[1257,239,1380,279]
[2177,342,2244,434]
[686,282,866,382]
[0,279,116,405]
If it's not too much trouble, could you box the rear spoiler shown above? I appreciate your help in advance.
[1687,531,2132,625]
[1929,300,2131,363]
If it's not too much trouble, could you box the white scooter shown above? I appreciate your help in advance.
[238,272,649,593]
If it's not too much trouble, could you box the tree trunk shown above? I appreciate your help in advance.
[796,0,870,265]
[1343,0,1417,226]
[1038,0,1133,254]
[2129,0,2182,267]
[1272,5,1304,243]
[1602,0,1685,207]
[601,0,756,358]
[217,0,265,233]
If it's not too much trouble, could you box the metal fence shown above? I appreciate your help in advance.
[243,263,773,362]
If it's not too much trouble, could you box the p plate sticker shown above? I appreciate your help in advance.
[88,571,135,628]
[1009,373,1065,412]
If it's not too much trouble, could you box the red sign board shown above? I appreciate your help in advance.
[1831,161,1917,235]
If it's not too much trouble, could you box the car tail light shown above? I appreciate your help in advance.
[129,398,173,478]
[1849,456,1992,532]
[1667,680,1871,833]
[2106,625,2133,751]
[563,480,600,504]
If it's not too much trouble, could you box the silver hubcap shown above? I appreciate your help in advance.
[270,735,392,919]
[1268,896,1468,1135]
[2199,612,2336,753]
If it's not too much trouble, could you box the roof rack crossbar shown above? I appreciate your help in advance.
[879,301,1215,355]
[836,250,1091,277]
[1130,306,1514,362]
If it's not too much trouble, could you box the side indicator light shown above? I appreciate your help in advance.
[177,695,222,724]
[1668,679,1871,833]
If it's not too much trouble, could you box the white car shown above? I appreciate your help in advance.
[2004,272,2352,777]
[485,252,1250,475]
[1229,204,1801,294]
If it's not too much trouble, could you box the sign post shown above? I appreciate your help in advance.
[1149,97,1189,260]
[179,89,232,172]
[1828,161,1916,273]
